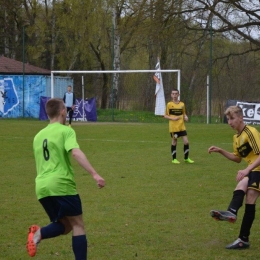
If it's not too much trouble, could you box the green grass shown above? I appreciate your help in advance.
[1,119,260,260]
[96,109,222,123]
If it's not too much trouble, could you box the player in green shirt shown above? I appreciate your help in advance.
[26,98,105,259]
[208,105,260,249]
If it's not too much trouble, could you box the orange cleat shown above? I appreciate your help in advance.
[26,225,40,257]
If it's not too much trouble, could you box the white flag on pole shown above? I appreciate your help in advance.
[153,58,166,116]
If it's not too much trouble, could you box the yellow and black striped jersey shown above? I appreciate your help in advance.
[165,101,186,133]
[233,125,260,171]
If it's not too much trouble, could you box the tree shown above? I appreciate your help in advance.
[0,0,24,59]
[179,1,260,53]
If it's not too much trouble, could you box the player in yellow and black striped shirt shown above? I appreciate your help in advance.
[164,89,194,164]
[208,105,260,249]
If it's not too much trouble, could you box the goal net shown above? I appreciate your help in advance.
[50,70,180,122]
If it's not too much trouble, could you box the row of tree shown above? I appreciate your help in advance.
[1,0,260,115]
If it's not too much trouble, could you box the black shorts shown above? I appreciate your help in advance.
[67,107,73,113]
[170,130,187,139]
[39,194,83,222]
[248,171,260,191]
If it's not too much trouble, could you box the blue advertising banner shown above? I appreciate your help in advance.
[0,78,19,115]
[84,97,97,122]
[0,75,73,118]
[0,75,46,118]
[39,96,50,120]
[39,96,97,121]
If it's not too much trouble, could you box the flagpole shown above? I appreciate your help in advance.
[178,70,181,97]
[153,58,166,116]
[82,76,85,121]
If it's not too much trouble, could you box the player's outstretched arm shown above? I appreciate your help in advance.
[71,148,105,188]
[208,146,241,163]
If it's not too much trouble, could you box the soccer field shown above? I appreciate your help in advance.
[1,120,260,260]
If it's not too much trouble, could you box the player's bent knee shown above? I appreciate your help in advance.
[246,190,260,204]
[63,227,72,235]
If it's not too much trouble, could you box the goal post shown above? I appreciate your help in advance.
[51,69,181,98]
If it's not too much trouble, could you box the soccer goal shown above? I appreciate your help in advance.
[50,69,181,122]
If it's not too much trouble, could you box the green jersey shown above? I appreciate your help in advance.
[33,122,80,200]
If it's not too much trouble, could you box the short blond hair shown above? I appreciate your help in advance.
[224,106,243,117]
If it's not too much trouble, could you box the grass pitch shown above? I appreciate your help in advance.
[1,119,260,260]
